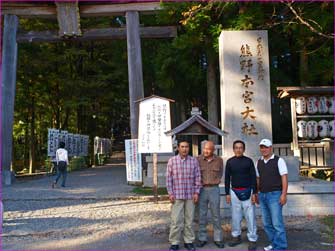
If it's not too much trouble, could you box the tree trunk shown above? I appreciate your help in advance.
[62,107,70,130]
[29,96,36,174]
[299,46,308,86]
[180,101,187,123]
[206,50,219,144]
[24,121,29,168]
[77,105,83,133]
[55,81,61,129]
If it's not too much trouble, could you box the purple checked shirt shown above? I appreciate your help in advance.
[166,154,202,200]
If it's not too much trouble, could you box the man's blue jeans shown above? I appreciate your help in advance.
[259,191,287,250]
[54,161,67,187]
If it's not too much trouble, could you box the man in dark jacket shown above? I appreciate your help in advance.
[225,140,257,250]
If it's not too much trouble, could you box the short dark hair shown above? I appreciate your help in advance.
[59,141,65,148]
[178,141,189,147]
[233,140,245,150]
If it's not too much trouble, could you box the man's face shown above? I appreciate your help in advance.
[260,145,272,157]
[178,142,189,157]
[233,142,245,157]
[203,142,215,158]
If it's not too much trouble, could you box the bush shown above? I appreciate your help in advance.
[68,156,87,171]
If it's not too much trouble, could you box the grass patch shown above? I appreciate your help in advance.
[132,186,168,195]
[321,215,334,240]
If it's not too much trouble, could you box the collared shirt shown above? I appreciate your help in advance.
[255,154,288,177]
[166,154,201,200]
[197,154,223,186]
[56,148,69,165]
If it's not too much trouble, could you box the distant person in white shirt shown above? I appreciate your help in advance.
[52,142,69,188]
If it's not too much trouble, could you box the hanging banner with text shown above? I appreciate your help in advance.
[125,139,142,182]
[47,128,89,157]
[219,30,272,159]
[138,97,173,153]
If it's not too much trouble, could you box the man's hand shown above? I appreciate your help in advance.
[193,193,199,203]
[251,194,257,204]
[169,194,175,204]
[226,195,231,204]
[279,194,287,205]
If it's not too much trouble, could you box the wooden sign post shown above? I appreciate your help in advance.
[137,95,174,202]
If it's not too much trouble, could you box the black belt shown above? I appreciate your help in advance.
[203,184,219,187]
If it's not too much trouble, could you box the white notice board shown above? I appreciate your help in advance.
[138,97,173,153]
[125,139,142,182]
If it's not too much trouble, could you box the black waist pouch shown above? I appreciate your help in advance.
[232,187,252,201]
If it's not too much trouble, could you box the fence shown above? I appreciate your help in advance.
[214,142,333,170]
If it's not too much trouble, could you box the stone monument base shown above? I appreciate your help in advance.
[220,177,334,216]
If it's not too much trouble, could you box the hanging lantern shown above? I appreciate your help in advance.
[307,96,318,114]
[306,120,318,139]
[318,96,328,114]
[318,120,329,138]
[295,96,306,114]
[297,120,307,138]
[329,120,334,138]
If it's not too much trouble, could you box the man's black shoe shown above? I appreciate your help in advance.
[214,241,225,248]
[196,241,207,247]
[228,236,242,247]
[169,244,179,251]
[248,241,257,251]
[184,243,196,251]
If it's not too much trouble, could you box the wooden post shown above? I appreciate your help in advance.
[1,15,19,185]
[126,11,144,139]
[192,135,199,157]
[153,153,158,202]
[290,97,300,157]
[207,50,219,144]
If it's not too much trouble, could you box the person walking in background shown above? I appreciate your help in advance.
[52,141,69,188]
[256,139,288,251]
[196,141,224,249]
[225,140,258,250]
[166,141,201,251]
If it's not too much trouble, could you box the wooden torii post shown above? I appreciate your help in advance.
[1,1,177,184]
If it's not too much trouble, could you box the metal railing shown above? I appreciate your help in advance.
[273,142,333,169]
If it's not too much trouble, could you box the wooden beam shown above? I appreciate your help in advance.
[1,15,19,185]
[126,11,144,139]
[80,2,162,17]
[2,2,161,18]
[1,4,57,18]
[56,1,82,37]
[17,26,177,43]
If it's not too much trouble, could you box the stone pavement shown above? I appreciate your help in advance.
[2,164,334,250]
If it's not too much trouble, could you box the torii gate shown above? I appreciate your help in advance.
[1,1,177,185]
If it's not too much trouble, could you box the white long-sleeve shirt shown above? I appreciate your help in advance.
[56,148,69,165]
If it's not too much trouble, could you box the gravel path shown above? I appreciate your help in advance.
[2,165,333,250]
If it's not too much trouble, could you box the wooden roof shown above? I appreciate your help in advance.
[135,95,175,103]
[1,1,162,18]
[277,86,334,98]
[165,114,228,136]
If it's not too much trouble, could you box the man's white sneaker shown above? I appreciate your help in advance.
[263,244,273,251]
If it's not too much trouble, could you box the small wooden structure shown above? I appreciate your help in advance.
[277,86,334,171]
[165,107,227,156]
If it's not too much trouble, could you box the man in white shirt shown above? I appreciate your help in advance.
[52,142,69,188]
[255,139,288,251]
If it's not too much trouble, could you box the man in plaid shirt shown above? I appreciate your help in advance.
[166,141,201,251]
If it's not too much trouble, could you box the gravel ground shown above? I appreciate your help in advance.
[2,165,334,250]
